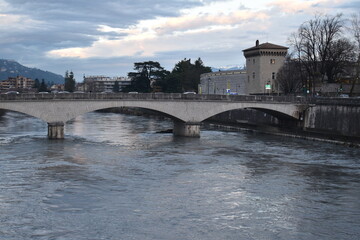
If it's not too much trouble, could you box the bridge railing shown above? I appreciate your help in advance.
[0,92,300,101]
[0,92,359,105]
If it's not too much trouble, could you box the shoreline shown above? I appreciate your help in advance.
[203,121,360,148]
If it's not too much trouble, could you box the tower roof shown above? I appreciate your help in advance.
[243,40,288,58]
[243,41,288,52]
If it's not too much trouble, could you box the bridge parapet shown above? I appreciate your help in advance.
[0,92,345,104]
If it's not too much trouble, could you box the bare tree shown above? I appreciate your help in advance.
[325,38,356,83]
[291,15,322,93]
[276,55,304,94]
[349,13,360,96]
[318,14,345,81]
[351,13,360,52]
[289,14,346,93]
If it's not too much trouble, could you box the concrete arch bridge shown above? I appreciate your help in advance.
[0,93,308,139]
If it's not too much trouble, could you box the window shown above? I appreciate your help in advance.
[253,59,256,64]
[270,59,275,64]
[272,72,275,80]
[252,72,255,79]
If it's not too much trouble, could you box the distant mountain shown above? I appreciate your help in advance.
[0,59,64,84]
[211,65,245,72]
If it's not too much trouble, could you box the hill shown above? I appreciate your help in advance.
[0,59,64,84]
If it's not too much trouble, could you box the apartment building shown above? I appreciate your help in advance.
[0,76,35,92]
[83,76,131,92]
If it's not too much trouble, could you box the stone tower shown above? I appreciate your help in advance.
[243,40,288,94]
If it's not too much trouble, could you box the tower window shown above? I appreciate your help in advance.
[272,72,275,80]
[270,59,275,64]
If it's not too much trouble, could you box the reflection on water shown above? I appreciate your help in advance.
[0,111,359,240]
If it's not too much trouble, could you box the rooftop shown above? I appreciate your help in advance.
[243,40,288,52]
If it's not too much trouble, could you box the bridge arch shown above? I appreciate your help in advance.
[190,102,303,122]
[0,100,188,123]
[0,105,49,122]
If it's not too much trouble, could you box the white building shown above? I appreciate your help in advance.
[199,70,247,95]
[83,76,131,92]
[199,40,288,95]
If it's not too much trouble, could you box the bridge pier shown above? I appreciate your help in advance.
[48,122,64,139]
[173,121,200,137]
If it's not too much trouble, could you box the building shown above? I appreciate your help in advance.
[199,70,247,95]
[243,40,288,94]
[83,76,131,92]
[199,40,288,95]
[50,84,64,92]
[0,76,35,93]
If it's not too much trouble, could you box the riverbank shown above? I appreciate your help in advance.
[204,120,360,148]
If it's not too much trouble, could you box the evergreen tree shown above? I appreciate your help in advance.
[124,61,169,92]
[33,78,40,90]
[39,79,48,92]
[64,71,76,92]
[163,58,211,93]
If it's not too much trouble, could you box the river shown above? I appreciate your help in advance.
[0,110,359,240]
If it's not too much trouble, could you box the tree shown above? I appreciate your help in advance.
[39,79,48,92]
[349,13,360,96]
[113,80,120,92]
[161,58,211,93]
[160,73,182,93]
[289,14,347,92]
[276,55,304,94]
[124,61,169,92]
[64,71,76,92]
[324,38,356,83]
[33,78,40,90]
[193,58,212,90]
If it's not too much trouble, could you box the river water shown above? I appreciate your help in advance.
[0,110,359,240]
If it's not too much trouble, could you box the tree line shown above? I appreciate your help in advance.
[32,70,76,92]
[33,78,48,92]
[123,58,211,93]
[32,59,211,93]
[277,13,360,96]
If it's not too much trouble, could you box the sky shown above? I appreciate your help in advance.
[1,0,359,80]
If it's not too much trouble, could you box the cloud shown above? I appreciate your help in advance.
[0,13,43,33]
[268,0,350,14]
[4,0,202,25]
[337,0,360,9]
[1,0,360,76]
[47,0,270,59]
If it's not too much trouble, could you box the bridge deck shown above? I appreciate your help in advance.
[1,92,359,105]
[1,93,359,139]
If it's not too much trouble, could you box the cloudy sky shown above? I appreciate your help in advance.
[1,0,359,79]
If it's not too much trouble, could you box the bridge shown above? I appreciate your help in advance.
[0,93,311,139]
